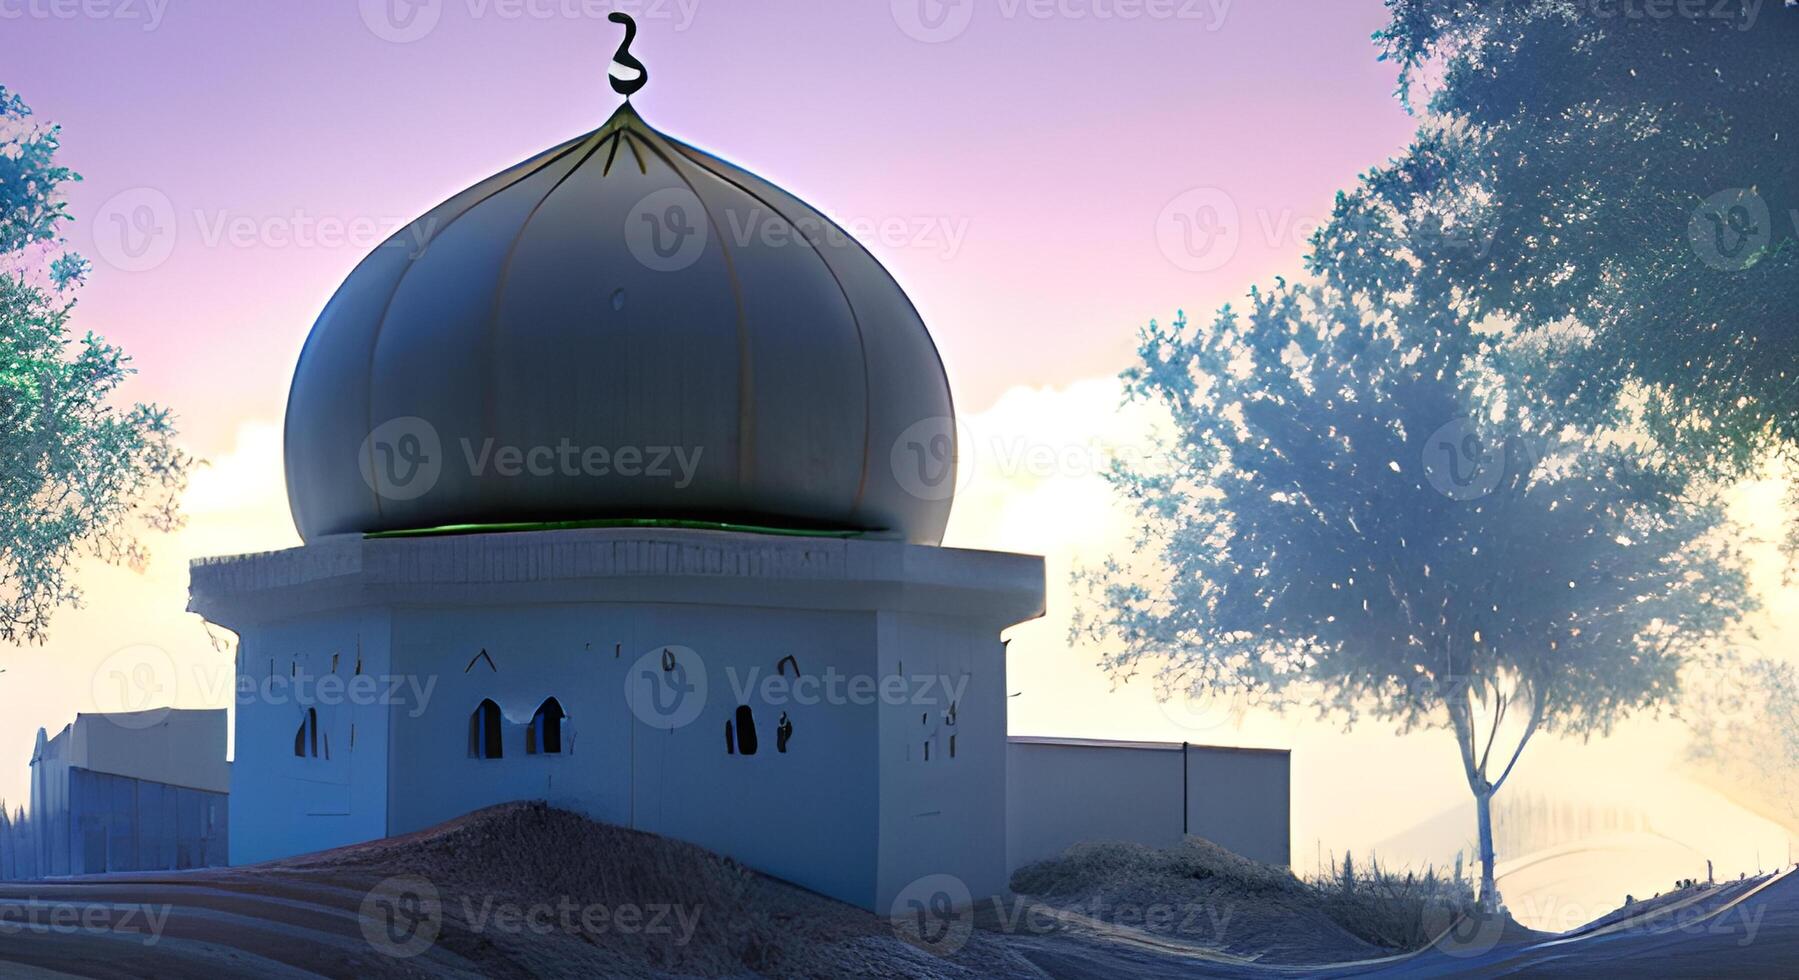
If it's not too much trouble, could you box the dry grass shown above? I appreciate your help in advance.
[1008,838,1498,962]
[1304,852,1481,951]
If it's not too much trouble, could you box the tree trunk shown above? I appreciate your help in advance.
[1474,784,1499,912]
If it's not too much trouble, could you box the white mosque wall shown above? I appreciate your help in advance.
[230,609,393,865]
[385,601,887,908]
[379,600,1014,910]
[875,610,1010,910]
[193,529,1047,911]
[385,603,637,835]
[622,603,885,909]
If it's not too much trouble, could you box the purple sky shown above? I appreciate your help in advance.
[13,0,1415,458]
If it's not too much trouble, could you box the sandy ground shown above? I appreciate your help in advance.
[0,804,1789,978]
[0,804,1040,979]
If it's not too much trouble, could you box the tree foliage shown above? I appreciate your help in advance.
[0,86,190,643]
[1082,181,1755,905]
[1687,656,1799,829]
[1365,1,1799,495]
[1087,288,1750,738]
[0,87,78,261]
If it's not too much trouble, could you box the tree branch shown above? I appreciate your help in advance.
[1475,683,1509,782]
[1445,690,1485,794]
[1491,679,1548,794]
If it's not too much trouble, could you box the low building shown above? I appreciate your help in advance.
[28,709,229,877]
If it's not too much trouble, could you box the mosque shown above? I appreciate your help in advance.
[187,29,1289,912]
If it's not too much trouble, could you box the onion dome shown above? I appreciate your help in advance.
[283,101,956,545]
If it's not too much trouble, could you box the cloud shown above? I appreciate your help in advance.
[177,419,300,555]
[945,376,1163,556]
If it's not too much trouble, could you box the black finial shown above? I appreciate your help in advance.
[608,12,648,98]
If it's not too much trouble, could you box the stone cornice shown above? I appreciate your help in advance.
[189,528,1045,631]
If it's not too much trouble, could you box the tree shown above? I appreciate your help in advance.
[0,87,190,643]
[1357,1,1799,546]
[1687,657,1799,832]
[1080,200,1755,909]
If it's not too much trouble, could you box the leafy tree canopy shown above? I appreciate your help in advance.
[1084,187,1756,906]
[0,86,190,643]
[0,87,79,263]
[1360,1,1799,484]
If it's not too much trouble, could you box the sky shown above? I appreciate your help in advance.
[6,0,1796,923]
[15,0,1414,451]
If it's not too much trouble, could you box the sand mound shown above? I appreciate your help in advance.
[1009,837,1389,964]
[268,802,1037,979]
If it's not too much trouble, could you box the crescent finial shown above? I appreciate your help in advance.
[608,12,648,98]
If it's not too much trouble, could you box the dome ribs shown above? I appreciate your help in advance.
[660,135,953,541]
[602,131,623,176]
[348,131,600,531]
[626,126,758,491]
[660,136,876,519]
[479,128,618,507]
[622,130,647,174]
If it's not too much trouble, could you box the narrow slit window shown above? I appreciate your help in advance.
[733,705,759,755]
[293,708,319,759]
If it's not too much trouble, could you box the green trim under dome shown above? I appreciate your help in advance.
[364,517,869,540]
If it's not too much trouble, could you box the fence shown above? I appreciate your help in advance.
[1006,736,1290,872]
[37,767,228,877]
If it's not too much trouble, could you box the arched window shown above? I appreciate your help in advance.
[527,698,565,755]
[293,708,319,758]
[469,699,503,759]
